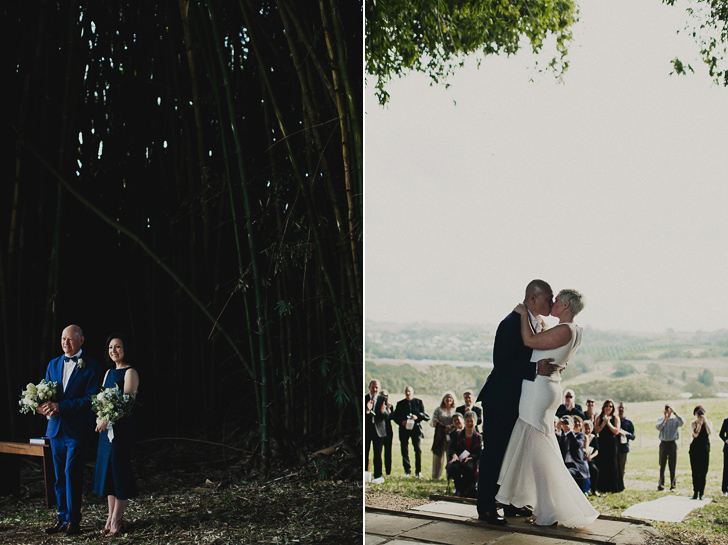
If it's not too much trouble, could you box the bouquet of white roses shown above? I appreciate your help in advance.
[19,379,59,416]
[92,384,136,441]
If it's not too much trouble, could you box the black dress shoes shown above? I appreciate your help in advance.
[503,505,533,517]
[43,521,69,534]
[63,522,81,537]
[478,511,507,525]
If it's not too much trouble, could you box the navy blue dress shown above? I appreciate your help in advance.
[93,367,138,499]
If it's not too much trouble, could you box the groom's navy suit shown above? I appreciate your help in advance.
[476,311,537,515]
[44,351,102,524]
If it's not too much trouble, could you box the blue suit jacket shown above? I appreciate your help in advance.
[44,353,103,440]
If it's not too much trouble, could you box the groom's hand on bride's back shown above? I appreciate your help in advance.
[536,358,557,376]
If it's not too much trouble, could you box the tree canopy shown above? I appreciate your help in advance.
[365,0,578,104]
[665,0,728,85]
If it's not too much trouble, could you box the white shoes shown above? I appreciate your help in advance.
[372,476,385,484]
[403,473,411,478]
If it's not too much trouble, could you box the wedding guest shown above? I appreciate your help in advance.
[584,398,599,422]
[558,415,590,494]
[365,379,389,484]
[451,413,464,431]
[689,405,712,500]
[720,415,728,497]
[94,335,140,536]
[656,403,685,491]
[392,386,428,478]
[594,398,624,492]
[431,391,457,479]
[617,402,635,482]
[382,391,394,476]
[39,325,103,537]
[556,389,585,420]
[583,420,600,496]
[456,389,482,432]
[447,411,482,497]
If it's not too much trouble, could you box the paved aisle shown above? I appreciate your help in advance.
[366,500,664,545]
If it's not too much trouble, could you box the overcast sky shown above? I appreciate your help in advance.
[364,1,728,333]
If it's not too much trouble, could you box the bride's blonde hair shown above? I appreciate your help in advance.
[558,289,584,316]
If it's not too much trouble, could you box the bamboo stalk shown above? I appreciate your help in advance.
[22,139,255,380]
[205,0,269,458]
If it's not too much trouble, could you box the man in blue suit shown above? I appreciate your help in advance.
[476,280,557,525]
[39,324,102,536]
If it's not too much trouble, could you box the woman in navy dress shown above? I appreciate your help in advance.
[94,335,139,536]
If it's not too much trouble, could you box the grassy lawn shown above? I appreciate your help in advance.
[367,394,728,544]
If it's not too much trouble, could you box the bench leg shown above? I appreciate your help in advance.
[42,447,56,509]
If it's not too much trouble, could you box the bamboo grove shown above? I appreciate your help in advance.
[2,1,362,460]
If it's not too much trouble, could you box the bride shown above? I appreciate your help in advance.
[495,289,598,528]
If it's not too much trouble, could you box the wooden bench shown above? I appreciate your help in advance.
[0,441,55,508]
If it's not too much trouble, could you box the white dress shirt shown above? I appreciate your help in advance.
[527,309,543,333]
[62,350,83,391]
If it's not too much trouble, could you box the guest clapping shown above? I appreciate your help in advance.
[447,411,482,498]
[431,391,457,479]
[689,405,712,500]
[594,399,624,492]
[93,335,140,537]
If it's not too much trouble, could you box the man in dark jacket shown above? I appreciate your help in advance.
[365,379,390,484]
[475,279,558,525]
[617,402,635,482]
[392,386,428,478]
[558,415,589,493]
[456,389,482,432]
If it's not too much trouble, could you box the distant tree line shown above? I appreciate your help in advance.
[365,363,486,398]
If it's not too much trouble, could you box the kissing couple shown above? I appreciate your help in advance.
[475,279,598,528]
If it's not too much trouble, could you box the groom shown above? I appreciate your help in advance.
[476,279,557,525]
[39,324,102,536]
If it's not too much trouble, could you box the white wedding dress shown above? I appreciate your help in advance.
[496,322,599,528]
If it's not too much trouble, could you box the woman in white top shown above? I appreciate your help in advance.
[496,289,598,528]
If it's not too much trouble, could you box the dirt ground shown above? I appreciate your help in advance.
[0,437,362,544]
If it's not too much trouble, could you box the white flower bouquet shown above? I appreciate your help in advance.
[19,379,59,416]
[92,384,136,441]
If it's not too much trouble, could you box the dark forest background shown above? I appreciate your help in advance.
[1,0,362,465]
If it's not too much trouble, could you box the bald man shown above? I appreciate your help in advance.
[39,325,102,536]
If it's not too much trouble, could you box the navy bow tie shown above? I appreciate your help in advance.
[64,356,78,363]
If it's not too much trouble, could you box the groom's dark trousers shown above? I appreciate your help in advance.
[476,311,537,515]
[45,354,102,524]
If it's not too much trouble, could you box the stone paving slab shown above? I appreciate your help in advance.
[409,501,631,542]
[494,534,578,545]
[365,535,389,545]
[365,512,431,537]
[409,500,479,519]
[622,495,712,522]
[367,502,663,545]
[403,519,509,545]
